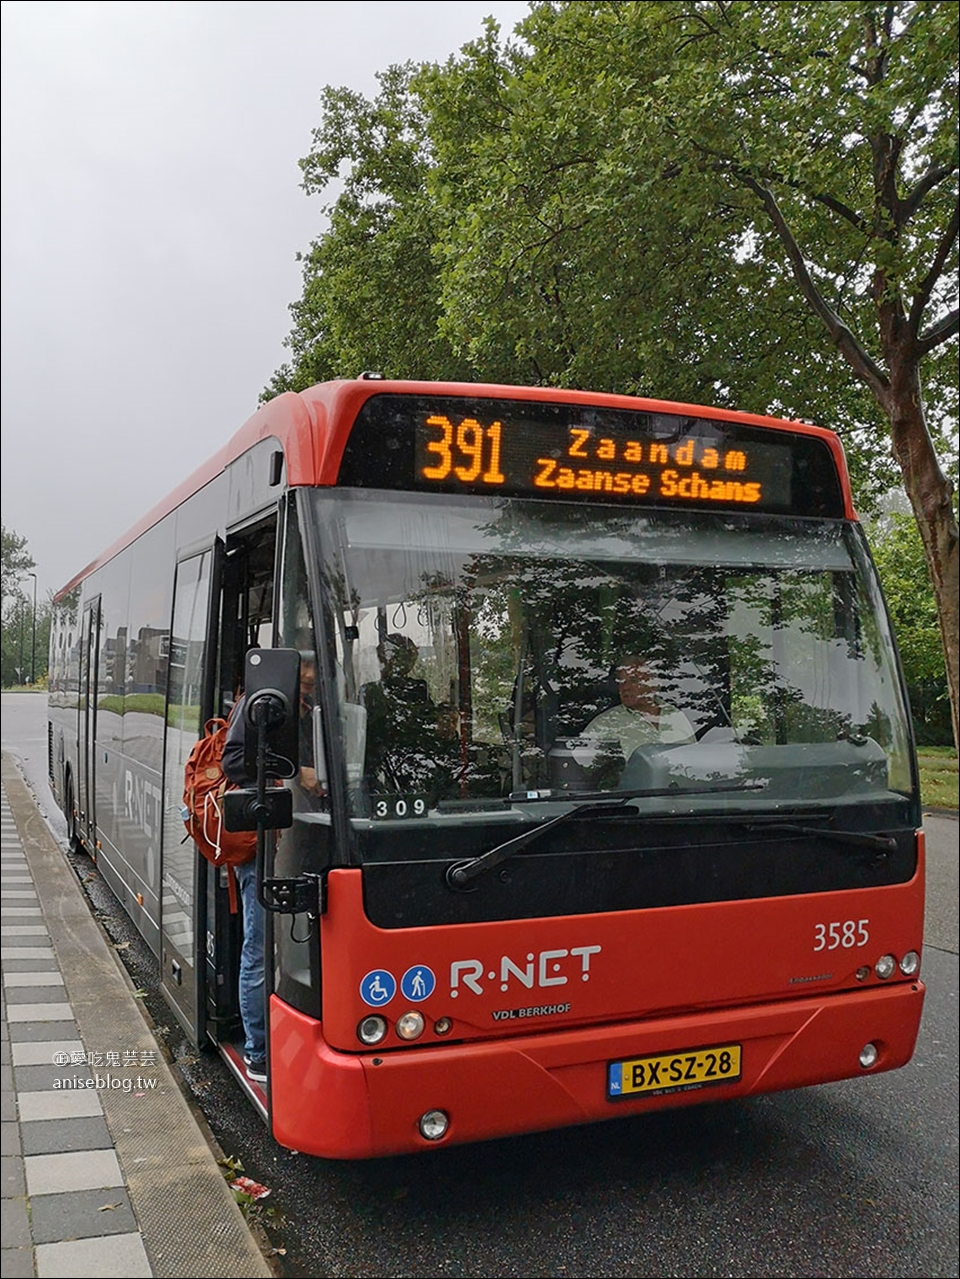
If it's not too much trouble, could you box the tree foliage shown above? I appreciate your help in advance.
[271,0,958,742]
[1,525,34,603]
[264,64,472,395]
[871,511,952,743]
[872,513,944,683]
[0,526,47,687]
[424,5,955,473]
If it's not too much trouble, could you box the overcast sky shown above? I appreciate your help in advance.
[1,0,530,599]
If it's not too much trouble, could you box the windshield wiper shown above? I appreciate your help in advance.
[508,781,768,804]
[446,780,767,889]
[742,821,897,854]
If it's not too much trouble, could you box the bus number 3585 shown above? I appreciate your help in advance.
[813,919,869,951]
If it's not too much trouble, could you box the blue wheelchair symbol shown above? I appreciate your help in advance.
[400,965,436,1002]
[360,969,397,1007]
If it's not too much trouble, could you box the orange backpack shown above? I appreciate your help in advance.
[182,716,256,911]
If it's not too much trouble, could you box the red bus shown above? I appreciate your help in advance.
[48,378,924,1158]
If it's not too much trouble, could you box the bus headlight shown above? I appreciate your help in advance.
[396,1011,425,1041]
[358,1015,387,1046]
[874,954,896,980]
[419,1109,449,1141]
[899,950,920,976]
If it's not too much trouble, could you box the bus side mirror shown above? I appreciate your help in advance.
[242,648,301,780]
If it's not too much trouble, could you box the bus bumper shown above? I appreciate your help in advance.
[269,978,924,1159]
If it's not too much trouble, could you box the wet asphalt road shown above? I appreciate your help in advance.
[4,693,958,1278]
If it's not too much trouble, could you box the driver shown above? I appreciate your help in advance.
[576,656,695,763]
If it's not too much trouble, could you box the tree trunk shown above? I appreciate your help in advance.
[881,361,960,752]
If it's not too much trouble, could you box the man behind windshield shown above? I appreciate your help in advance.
[574,656,695,780]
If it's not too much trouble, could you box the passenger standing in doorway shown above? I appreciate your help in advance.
[221,698,267,1083]
[221,653,322,1083]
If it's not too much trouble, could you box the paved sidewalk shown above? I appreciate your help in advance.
[1,756,272,1278]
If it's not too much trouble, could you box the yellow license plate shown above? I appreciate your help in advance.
[608,1043,742,1099]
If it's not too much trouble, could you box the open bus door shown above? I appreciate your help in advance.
[194,516,278,1079]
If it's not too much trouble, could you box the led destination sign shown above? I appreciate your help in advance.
[337,395,845,518]
[417,413,781,507]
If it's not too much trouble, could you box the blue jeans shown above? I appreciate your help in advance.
[233,859,265,1061]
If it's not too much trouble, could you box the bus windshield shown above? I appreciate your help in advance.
[310,489,914,822]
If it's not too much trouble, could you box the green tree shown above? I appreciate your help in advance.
[871,511,950,743]
[0,526,47,687]
[872,513,945,686]
[1,524,34,603]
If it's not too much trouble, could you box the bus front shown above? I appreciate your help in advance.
[268,386,923,1159]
